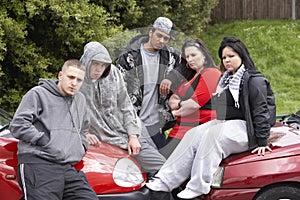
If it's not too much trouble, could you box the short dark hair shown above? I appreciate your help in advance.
[62,59,86,72]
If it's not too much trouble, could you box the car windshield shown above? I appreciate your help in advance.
[0,108,12,137]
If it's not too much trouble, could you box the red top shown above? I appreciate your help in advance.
[168,68,221,139]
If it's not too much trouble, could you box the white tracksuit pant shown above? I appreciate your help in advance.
[155,119,249,196]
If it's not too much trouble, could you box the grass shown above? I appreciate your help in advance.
[198,20,300,115]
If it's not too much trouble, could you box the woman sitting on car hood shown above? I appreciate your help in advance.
[146,36,275,199]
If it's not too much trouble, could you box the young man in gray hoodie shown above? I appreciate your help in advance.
[9,59,98,200]
[80,42,166,175]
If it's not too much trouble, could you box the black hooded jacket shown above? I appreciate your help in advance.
[116,34,183,122]
[241,70,275,149]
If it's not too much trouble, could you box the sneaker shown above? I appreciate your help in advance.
[146,177,170,192]
[177,188,201,199]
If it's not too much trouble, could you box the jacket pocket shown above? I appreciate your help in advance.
[40,129,85,163]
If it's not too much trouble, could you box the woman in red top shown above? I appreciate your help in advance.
[161,39,221,158]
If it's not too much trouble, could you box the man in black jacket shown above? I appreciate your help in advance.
[117,17,183,151]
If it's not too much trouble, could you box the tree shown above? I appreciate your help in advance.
[0,0,218,113]
[103,0,219,61]
[0,0,123,112]
[135,0,219,37]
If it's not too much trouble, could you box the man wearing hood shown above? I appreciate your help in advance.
[9,59,98,200]
[80,41,166,175]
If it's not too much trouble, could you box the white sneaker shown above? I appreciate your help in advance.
[145,178,170,192]
[177,188,201,199]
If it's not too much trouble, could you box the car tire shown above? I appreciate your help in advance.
[254,184,300,200]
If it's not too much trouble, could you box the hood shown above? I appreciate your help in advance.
[80,41,112,81]
[222,123,300,166]
[125,34,149,52]
[38,78,62,97]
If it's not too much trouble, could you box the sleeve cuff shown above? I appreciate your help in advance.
[257,138,268,147]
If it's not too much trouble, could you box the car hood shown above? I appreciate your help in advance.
[0,137,135,174]
[74,142,146,194]
[75,142,133,173]
[221,122,300,166]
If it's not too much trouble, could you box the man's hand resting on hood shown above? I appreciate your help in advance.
[128,135,141,155]
[86,132,100,146]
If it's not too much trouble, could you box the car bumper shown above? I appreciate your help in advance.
[97,186,150,200]
[204,188,259,200]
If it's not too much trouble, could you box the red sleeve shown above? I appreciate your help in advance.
[174,80,187,96]
[191,68,221,106]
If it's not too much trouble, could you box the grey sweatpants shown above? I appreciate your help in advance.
[133,123,166,173]
[155,119,249,196]
[18,163,98,200]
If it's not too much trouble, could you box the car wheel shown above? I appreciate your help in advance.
[254,184,300,200]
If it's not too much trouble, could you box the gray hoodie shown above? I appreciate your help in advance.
[9,79,89,165]
[80,42,141,149]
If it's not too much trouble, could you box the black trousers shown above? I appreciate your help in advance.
[159,137,181,159]
[18,163,98,200]
[146,122,167,149]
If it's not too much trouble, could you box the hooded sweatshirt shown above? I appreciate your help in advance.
[9,79,89,165]
[80,42,141,149]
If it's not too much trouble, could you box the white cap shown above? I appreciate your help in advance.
[153,17,174,35]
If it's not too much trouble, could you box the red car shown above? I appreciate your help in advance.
[0,108,150,200]
[204,110,300,200]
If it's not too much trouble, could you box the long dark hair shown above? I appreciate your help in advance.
[218,36,256,71]
[181,38,216,80]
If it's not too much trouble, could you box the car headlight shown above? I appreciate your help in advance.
[211,166,224,188]
[113,157,144,187]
